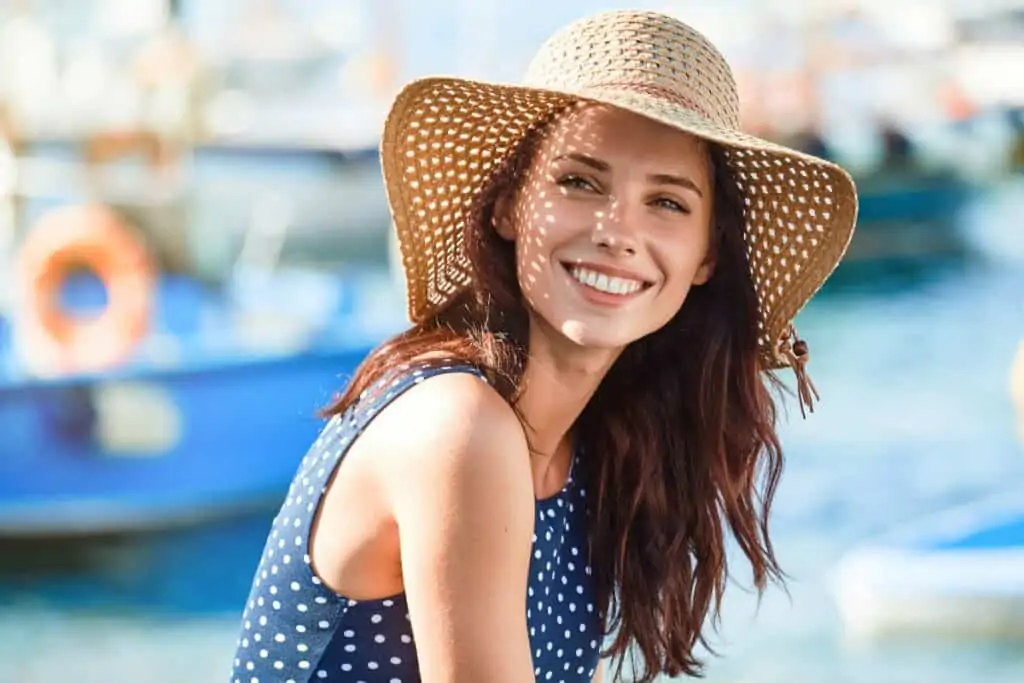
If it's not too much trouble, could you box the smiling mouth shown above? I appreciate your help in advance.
[561,262,653,297]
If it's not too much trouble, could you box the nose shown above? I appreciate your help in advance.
[591,200,638,257]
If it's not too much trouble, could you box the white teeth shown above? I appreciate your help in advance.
[568,266,644,295]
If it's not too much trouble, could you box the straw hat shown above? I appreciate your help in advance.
[380,9,858,385]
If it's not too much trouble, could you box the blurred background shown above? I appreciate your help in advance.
[0,0,1022,681]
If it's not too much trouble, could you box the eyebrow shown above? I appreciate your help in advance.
[554,152,704,198]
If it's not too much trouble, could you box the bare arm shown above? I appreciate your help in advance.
[372,372,536,683]
[592,659,604,683]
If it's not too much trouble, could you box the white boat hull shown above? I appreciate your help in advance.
[830,490,1024,640]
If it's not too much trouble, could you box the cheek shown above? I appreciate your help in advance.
[512,223,555,301]
[516,239,546,296]
[513,200,574,286]
[659,233,711,293]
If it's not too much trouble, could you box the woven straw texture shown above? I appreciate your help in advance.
[380,9,858,368]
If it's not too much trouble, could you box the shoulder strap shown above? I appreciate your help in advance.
[348,360,487,435]
[295,360,486,483]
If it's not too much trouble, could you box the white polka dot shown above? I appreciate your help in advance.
[230,366,601,683]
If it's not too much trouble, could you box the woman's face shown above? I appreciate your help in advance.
[494,104,716,351]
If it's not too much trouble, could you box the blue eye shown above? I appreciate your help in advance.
[556,174,598,192]
[653,197,689,213]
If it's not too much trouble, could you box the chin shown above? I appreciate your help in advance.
[557,319,644,350]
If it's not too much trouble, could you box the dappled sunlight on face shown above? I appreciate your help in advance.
[495,103,717,353]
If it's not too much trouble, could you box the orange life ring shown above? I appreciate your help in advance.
[14,204,156,375]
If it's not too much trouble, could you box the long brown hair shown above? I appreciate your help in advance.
[324,120,785,682]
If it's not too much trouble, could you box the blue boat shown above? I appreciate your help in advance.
[829,489,1024,640]
[819,169,979,289]
[0,267,405,538]
[0,0,409,539]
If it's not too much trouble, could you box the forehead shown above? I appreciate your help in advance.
[538,103,709,169]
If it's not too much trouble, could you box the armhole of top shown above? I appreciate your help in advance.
[300,361,488,597]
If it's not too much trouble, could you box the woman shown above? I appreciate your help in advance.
[230,10,857,683]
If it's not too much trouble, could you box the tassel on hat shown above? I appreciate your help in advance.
[780,325,819,418]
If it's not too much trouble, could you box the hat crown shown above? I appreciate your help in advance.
[523,10,741,130]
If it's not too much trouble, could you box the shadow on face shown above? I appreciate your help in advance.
[492,103,718,352]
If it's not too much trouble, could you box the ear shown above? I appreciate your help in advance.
[491,190,516,241]
[692,236,717,286]
[692,257,715,286]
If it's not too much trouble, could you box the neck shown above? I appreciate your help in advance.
[516,319,621,492]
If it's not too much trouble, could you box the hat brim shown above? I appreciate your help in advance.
[381,76,858,368]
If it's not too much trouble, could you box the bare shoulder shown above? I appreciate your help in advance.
[356,368,532,506]
[355,367,537,679]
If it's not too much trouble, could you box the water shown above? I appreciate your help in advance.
[2,195,1024,681]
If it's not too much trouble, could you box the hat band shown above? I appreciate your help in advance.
[587,81,721,125]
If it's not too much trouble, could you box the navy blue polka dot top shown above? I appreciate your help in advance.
[230,362,602,682]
